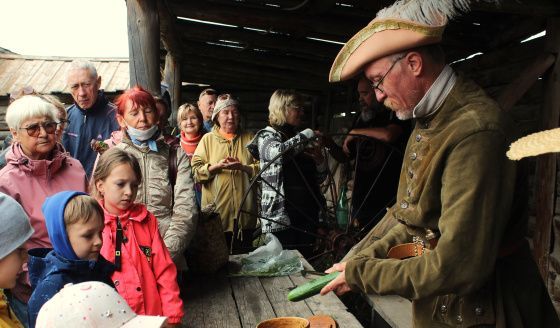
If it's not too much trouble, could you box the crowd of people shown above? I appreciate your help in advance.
[2,1,559,327]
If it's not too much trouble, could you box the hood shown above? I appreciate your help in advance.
[100,201,150,225]
[5,143,69,176]
[27,248,114,289]
[42,191,88,260]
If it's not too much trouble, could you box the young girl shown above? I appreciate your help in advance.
[177,103,204,207]
[92,147,184,326]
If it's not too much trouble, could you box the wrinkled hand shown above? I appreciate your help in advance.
[320,262,351,296]
[221,157,243,170]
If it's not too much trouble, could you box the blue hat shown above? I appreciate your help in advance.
[42,191,88,260]
[0,192,33,259]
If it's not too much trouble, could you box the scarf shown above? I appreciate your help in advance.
[180,131,202,158]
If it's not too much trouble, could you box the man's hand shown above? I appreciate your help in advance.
[320,262,352,296]
[342,131,356,155]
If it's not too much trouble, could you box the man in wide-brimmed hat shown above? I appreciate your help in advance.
[320,1,559,326]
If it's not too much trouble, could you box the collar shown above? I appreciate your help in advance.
[75,90,109,115]
[413,65,457,119]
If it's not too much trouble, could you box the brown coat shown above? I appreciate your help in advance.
[345,76,559,327]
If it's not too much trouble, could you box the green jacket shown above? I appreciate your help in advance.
[345,76,559,327]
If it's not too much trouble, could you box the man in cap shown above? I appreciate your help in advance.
[320,1,559,326]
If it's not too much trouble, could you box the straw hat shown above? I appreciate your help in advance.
[507,128,560,160]
[329,0,498,82]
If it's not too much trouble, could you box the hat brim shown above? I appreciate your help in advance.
[329,18,445,82]
[121,315,168,328]
[507,127,560,160]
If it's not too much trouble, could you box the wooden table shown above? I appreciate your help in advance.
[182,254,363,328]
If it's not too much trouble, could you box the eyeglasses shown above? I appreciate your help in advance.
[19,121,58,137]
[370,55,405,94]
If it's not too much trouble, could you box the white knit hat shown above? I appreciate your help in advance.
[36,282,168,328]
[212,94,239,121]
[0,192,33,259]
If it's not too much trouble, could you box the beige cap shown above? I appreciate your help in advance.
[36,282,168,328]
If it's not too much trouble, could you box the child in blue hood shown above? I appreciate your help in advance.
[27,191,114,328]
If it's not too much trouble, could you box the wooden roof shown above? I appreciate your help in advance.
[0,54,129,97]
[160,0,558,93]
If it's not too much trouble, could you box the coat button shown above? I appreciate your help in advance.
[408,170,414,178]
[440,305,447,314]
[407,189,412,197]
[114,280,119,286]
[422,122,429,129]
[456,315,463,323]
[410,152,417,160]
[475,307,484,316]
[400,201,408,209]
[415,134,422,142]
[136,287,142,292]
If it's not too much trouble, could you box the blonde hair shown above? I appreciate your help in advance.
[177,102,203,125]
[64,195,104,226]
[268,89,303,126]
[90,148,142,199]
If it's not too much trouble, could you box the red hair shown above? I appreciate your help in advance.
[115,85,159,120]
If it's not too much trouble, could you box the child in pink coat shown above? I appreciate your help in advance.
[91,147,183,326]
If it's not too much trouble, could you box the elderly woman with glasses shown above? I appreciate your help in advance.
[0,95,87,326]
[247,89,327,256]
[191,94,259,250]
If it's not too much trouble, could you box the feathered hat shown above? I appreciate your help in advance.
[329,0,498,82]
[507,128,560,160]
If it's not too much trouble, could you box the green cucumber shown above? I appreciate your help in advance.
[287,271,340,302]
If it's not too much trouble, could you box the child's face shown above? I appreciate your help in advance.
[67,215,104,261]
[180,112,201,136]
[0,247,27,289]
[96,163,139,215]
[117,99,159,130]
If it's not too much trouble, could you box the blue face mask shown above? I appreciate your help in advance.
[126,124,158,141]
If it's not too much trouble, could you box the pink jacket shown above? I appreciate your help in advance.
[0,143,87,302]
[99,201,184,324]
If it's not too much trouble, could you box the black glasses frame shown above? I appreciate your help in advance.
[370,55,406,94]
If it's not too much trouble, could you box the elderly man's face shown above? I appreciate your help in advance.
[364,56,415,120]
[198,94,217,121]
[67,69,100,110]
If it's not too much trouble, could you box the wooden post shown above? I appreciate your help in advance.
[163,52,181,128]
[126,0,160,94]
[534,18,560,283]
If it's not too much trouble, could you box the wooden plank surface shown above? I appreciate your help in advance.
[260,275,314,318]
[367,294,413,328]
[289,273,363,328]
[230,276,276,327]
[183,274,242,328]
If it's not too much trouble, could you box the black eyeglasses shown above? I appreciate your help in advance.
[370,55,405,94]
[19,121,58,137]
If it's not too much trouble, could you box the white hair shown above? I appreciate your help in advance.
[6,95,59,130]
[66,60,98,80]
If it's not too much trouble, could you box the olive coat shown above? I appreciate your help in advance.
[345,76,559,327]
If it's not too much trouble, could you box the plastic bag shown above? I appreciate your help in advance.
[231,233,303,277]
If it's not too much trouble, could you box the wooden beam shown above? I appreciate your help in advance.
[534,17,560,284]
[127,0,160,94]
[167,1,364,41]
[163,52,181,125]
[176,20,340,62]
[158,0,182,57]
[497,53,555,111]
[180,40,328,78]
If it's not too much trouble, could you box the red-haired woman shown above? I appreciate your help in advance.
[95,86,198,271]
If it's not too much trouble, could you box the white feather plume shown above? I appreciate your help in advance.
[376,0,499,25]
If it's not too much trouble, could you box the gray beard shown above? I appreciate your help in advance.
[360,110,374,122]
